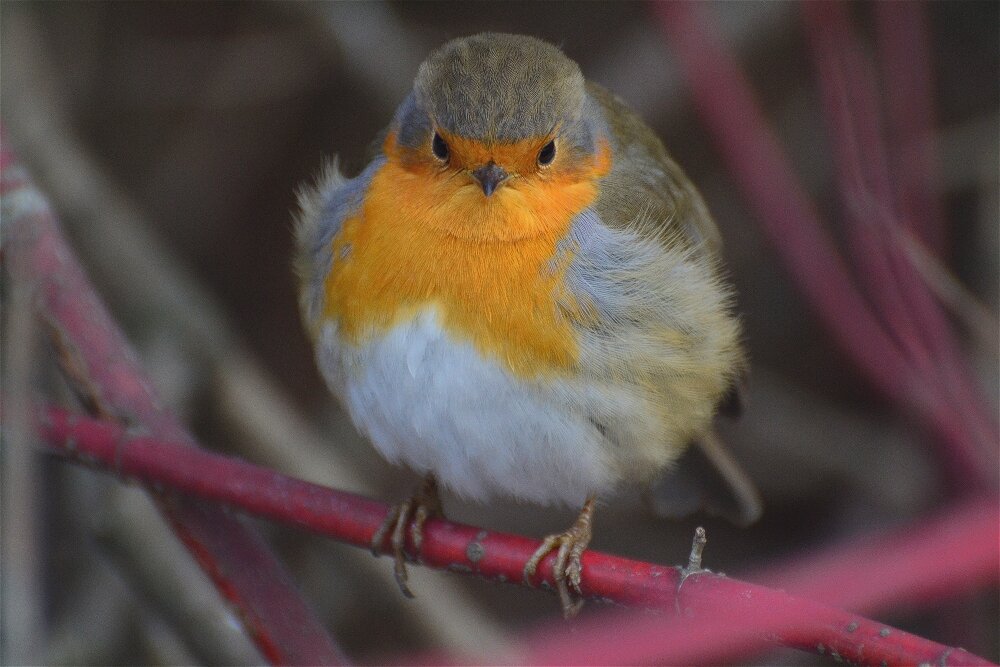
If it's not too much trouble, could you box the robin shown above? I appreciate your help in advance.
[295,33,759,617]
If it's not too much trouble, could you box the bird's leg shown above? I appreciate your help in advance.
[370,474,443,598]
[523,496,596,618]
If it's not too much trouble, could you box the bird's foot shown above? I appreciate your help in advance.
[523,496,596,618]
[371,475,443,598]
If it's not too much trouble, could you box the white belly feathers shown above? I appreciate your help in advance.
[316,311,618,507]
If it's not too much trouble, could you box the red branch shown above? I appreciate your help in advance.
[754,495,1000,614]
[653,1,997,486]
[37,405,998,666]
[799,0,998,488]
[0,139,345,666]
[873,0,946,252]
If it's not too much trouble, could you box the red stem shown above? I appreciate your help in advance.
[801,0,997,488]
[805,5,933,367]
[37,405,998,666]
[521,574,993,666]
[653,1,995,486]
[0,140,345,666]
[753,495,1000,614]
[873,0,946,252]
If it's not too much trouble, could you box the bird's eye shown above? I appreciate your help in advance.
[432,132,449,161]
[537,140,556,166]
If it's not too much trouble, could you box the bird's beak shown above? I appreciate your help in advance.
[471,162,509,197]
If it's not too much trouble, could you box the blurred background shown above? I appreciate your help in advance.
[2,2,997,664]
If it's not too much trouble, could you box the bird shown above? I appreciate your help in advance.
[295,32,759,617]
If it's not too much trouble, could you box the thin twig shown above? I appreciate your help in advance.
[93,485,262,665]
[0,196,45,665]
[42,557,134,666]
[893,225,999,353]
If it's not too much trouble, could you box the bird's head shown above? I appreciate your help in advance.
[381,33,611,241]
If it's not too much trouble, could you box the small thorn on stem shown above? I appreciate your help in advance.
[676,527,709,605]
[687,526,707,572]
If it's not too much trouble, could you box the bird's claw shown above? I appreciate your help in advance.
[371,475,442,598]
[523,497,595,618]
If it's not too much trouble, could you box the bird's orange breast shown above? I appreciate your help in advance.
[323,133,611,378]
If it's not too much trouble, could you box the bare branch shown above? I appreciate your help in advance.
[36,405,998,666]
[1,142,345,665]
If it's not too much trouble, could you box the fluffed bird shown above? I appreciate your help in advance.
[295,33,760,617]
